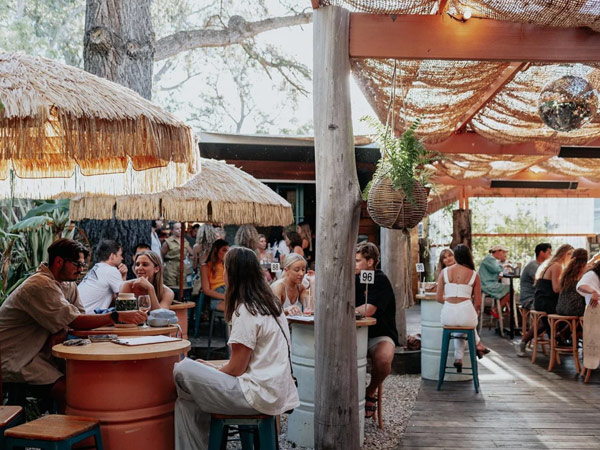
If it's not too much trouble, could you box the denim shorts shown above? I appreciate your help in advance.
[210,285,226,310]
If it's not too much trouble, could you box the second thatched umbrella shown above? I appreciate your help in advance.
[70,158,293,226]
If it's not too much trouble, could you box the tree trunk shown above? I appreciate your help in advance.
[313,6,362,449]
[451,209,472,250]
[84,0,155,99]
[79,219,151,277]
[381,228,408,347]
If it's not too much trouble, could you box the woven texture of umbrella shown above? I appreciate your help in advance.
[70,158,293,226]
[0,51,199,196]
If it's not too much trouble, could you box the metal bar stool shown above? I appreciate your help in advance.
[0,406,23,449]
[437,326,479,393]
[530,310,550,363]
[547,314,581,373]
[208,413,278,450]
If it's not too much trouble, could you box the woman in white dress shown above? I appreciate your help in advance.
[270,253,309,316]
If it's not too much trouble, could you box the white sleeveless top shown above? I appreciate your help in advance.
[443,267,477,299]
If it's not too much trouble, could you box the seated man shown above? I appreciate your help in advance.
[520,243,552,309]
[79,239,127,313]
[354,242,398,419]
[478,244,510,316]
[0,238,145,410]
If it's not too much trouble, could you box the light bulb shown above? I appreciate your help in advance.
[463,7,472,20]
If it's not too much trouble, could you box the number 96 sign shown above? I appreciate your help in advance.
[360,270,375,284]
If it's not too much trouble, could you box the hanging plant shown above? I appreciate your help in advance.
[362,116,442,230]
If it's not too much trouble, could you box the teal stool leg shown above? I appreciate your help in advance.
[257,417,277,450]
[238,424,255,450]
[466,329,480,393]
[93,424,105,450]
[208,417,225,450]
[437,328,451,390]
[194,293,205,338]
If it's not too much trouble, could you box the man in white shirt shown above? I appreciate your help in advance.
[79,240,127,313]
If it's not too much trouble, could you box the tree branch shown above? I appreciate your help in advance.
[154,12,312,61]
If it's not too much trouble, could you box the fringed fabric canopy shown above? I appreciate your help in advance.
[0,51,199,184]
[69,158,294,226]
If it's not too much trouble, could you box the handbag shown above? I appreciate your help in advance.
[274,316,298,414]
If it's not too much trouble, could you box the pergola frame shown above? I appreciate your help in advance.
[311,2,600,448]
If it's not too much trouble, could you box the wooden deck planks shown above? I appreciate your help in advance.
[399,330,600,449]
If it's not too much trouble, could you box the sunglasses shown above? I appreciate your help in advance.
[64,259,87,268]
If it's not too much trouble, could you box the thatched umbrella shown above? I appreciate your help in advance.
[0,51,199,198]
[70,158,293,226]
[70,158,293,298]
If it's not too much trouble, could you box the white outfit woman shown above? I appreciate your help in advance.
[440,267,481,360]
[173,304,299,449]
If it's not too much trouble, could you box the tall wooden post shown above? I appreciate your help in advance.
[380,228,407,346]
[451,209,472,249]
[313,6,362,449]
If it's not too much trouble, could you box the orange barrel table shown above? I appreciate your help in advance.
[70,324,178,338]
[169,302,195,339]
[53,340,190,450]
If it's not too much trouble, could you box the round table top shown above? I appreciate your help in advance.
[70,324,178,337]
[52,340,191,361]
[169,301,195,310]
[287,316,376,327]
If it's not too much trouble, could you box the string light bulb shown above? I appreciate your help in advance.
[463,7,472,20]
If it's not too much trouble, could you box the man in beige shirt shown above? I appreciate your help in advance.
[0,238,145,409]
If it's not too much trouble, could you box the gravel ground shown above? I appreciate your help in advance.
[277,373,422,450]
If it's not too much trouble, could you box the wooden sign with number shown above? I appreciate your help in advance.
[360,270,375,284]
[415,263,425,273]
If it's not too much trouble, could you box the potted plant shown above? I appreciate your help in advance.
[362,116,441,230]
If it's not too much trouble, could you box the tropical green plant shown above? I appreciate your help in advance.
[0,199,74,303]
[362,116,441,202]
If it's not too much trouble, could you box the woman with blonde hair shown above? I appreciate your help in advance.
[270,253,309,316]
[234,225,260,252]
[435,248,455,279]
[120,250,174,310]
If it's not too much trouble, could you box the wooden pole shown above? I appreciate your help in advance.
[313,6,362,449]
[381,228,407,346]
[451,209,472,250]
[179,222,186,301]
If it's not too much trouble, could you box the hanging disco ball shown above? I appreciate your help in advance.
[538,75,598,132]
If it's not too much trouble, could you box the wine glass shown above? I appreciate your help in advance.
[138,295,151,328]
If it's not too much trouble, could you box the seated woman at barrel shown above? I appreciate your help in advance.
[434,248,455,280]
[173,247,299,449]
[556,248,588,317]
[120,250,174,310]
[436,244,489,372]
[200,239,230,312]
[270,253,309,316]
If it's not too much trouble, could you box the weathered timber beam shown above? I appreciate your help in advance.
[433,174,600,189]
[349,14,600,62]
[454,62,526,131]
[313,6,362,449]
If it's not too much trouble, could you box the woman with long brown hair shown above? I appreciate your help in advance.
[173,247,299,449]
[120,250,174,310]
[200,239,230,311]
[556,248,588,316]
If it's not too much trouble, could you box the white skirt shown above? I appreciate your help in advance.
[440,300,478,328]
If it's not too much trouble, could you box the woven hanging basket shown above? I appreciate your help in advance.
[367,176,428,230]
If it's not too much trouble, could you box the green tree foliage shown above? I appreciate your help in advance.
[470,198,562,268]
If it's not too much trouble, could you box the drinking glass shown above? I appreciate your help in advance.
[138,295,151,328]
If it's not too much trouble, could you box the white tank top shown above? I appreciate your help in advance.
[443,267,477,299]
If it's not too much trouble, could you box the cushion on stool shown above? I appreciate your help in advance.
[4,414,99,441]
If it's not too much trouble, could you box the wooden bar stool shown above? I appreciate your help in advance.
[547,314,581,373]
[479,295,503,337]
[530,310,549,363]
[437,326,479,393]
[208,413,277,450]
[0,406,23,449]
[4,414,103,450]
